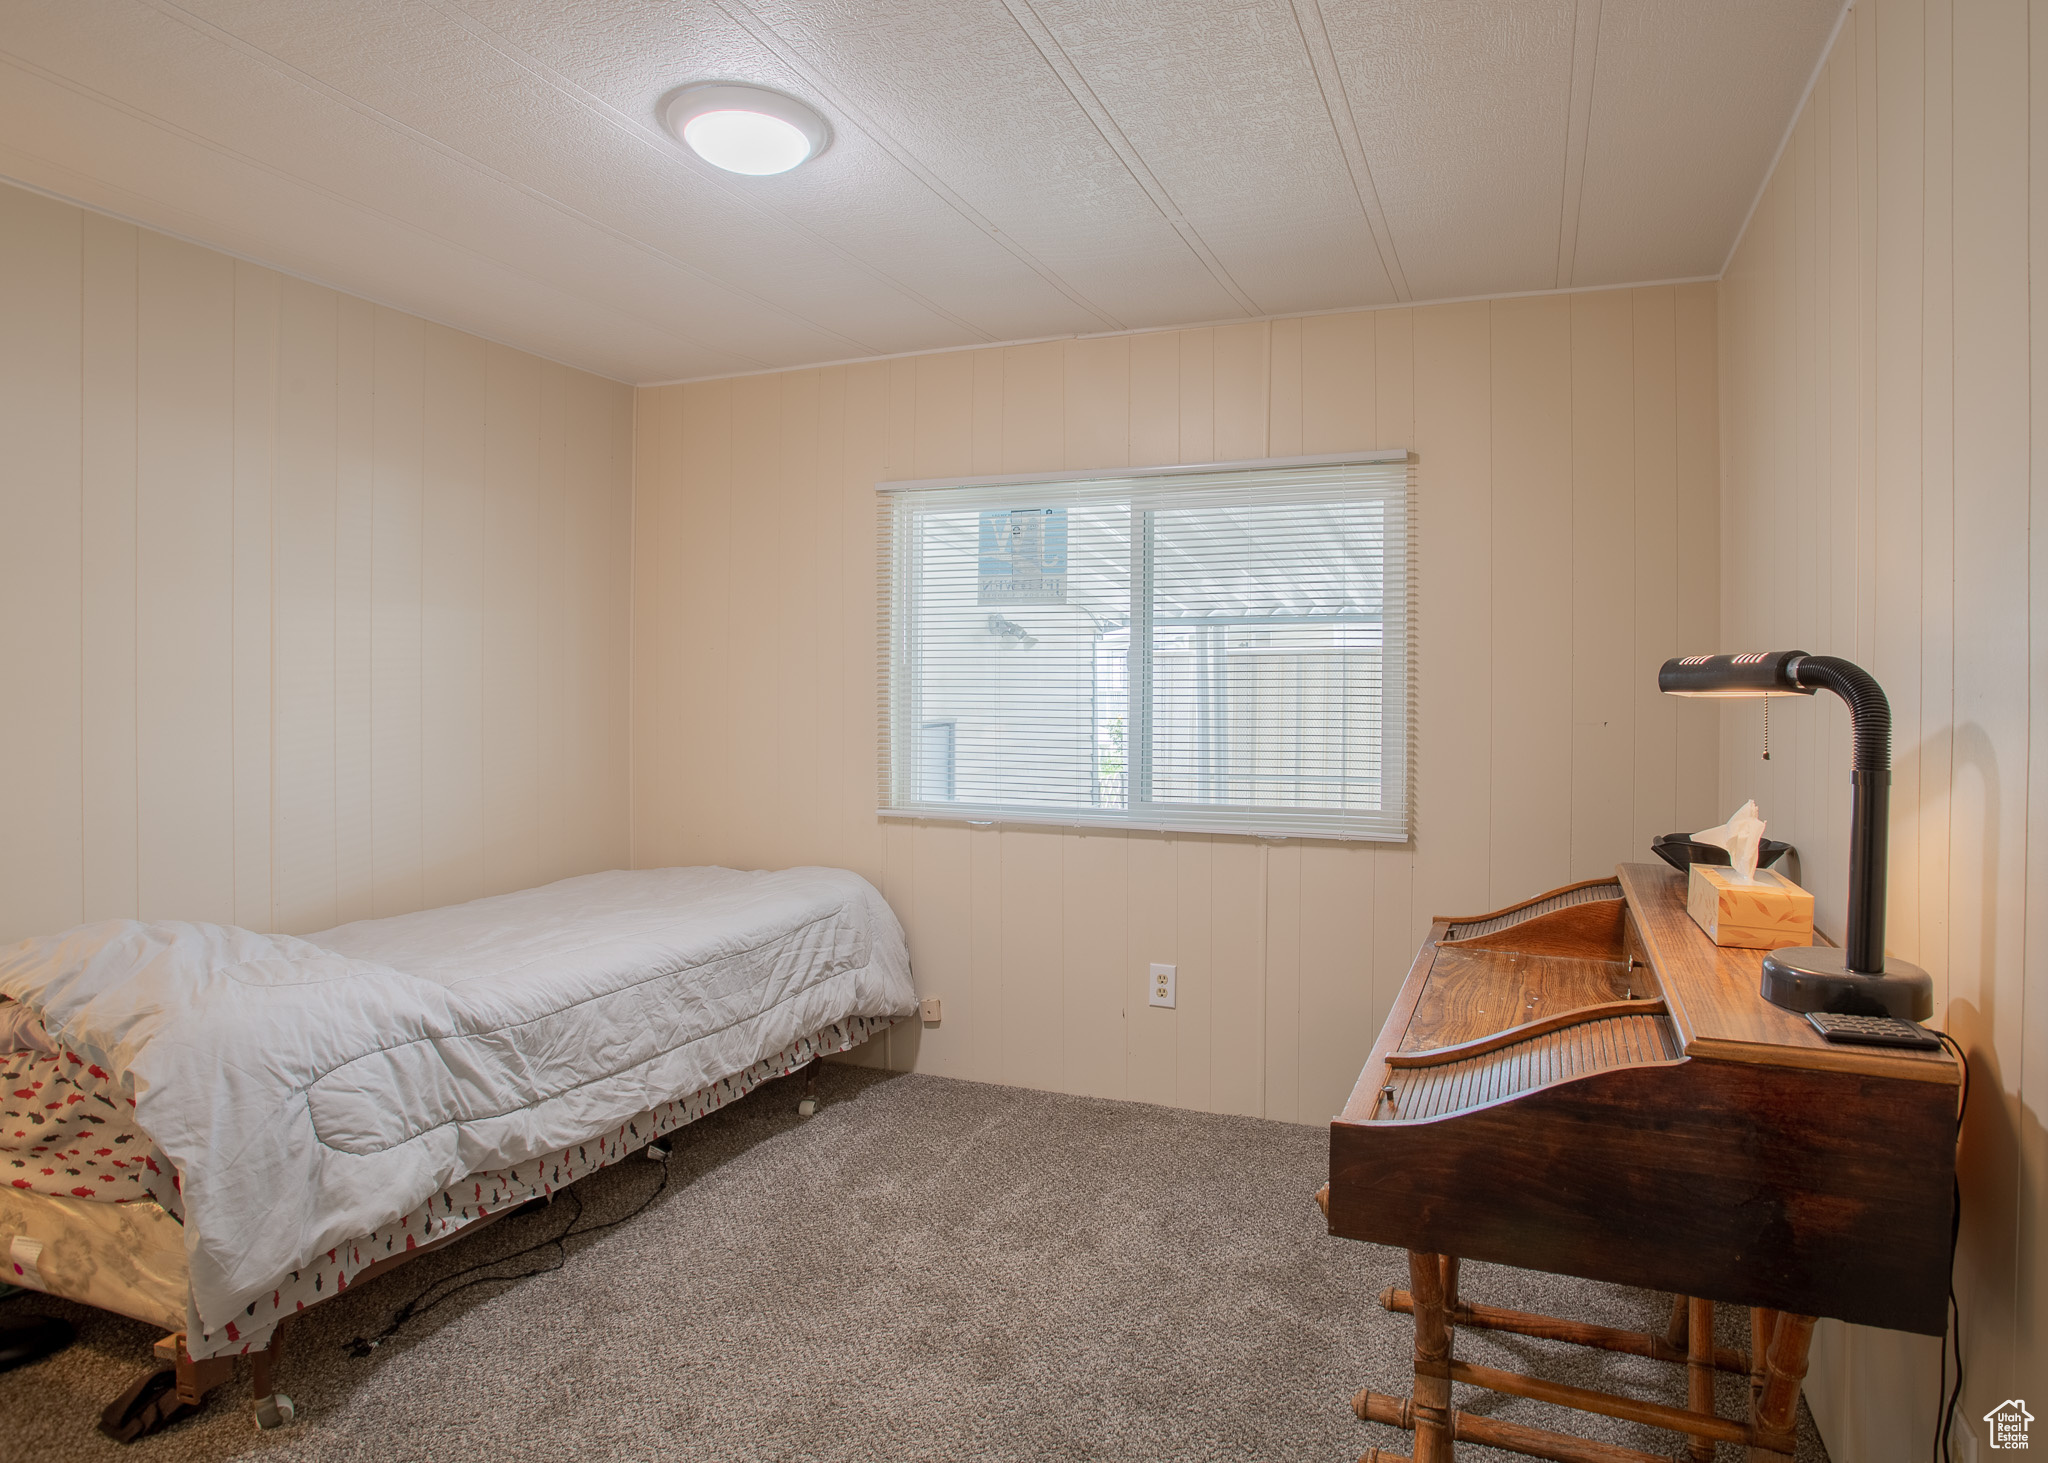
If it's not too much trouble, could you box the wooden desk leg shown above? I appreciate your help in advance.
[1685,1298,1716,1463]
[1408,1249,1455,1463]
[1748,1306,1777,1451]
[1750,1310,1775,1396]
[1441,1256,1460,1317]
[1667,1294,1690,1351]
[1748,1312,1815,1462]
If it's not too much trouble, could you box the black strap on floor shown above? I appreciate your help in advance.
[97,1365,200,1444]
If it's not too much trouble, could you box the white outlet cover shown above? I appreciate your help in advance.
[1148,963,1176,1009]
[1951,1412,1979,1463]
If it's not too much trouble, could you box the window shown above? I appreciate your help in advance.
[877,454,1412,840]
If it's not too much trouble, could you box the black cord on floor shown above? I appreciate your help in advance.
[1930,1029,1969,1463]
[343,1154,670,1360]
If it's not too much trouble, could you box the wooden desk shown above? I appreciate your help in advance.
[1323,864,1959,1463]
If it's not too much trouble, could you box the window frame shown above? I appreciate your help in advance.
[877,451,1413,843]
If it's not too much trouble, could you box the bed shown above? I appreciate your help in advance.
[0,865,915,1430]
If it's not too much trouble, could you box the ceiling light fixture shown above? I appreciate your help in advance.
[662,83,830,176]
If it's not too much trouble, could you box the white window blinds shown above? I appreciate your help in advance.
[877,454,1414,841]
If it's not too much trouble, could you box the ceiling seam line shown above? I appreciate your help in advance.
[639,271,1722,387]
[996,0,1263,319]
[1554,0,1605,290]
[1285,0,1409,302]
[417,0,1001,347]
[708,0,1126,333]
[138,0,884,360]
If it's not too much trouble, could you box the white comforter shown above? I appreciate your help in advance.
[0,866,914,1333]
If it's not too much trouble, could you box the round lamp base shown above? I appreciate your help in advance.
[1760,946,1933,1020]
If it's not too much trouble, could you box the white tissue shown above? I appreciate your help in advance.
[1694,799,1768,883]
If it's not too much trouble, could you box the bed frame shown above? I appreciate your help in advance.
[63,1055,831,1435]
[153,1199,517,1430]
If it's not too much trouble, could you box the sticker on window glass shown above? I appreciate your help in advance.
[978,508,1067,605]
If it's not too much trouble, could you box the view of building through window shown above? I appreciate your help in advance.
[879,460,1411,841]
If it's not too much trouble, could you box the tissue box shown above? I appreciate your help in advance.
[1686,865,1814,950]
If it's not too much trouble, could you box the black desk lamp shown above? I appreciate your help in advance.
[1657,651,1933,1020]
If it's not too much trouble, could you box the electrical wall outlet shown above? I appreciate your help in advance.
[1148,964,1176,1009]
[920,997,942,1025]
[1950,1411,1979,1463]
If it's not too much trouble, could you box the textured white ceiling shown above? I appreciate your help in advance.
[0,0,1841,383]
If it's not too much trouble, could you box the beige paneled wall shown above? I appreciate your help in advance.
[0,182,633,944]
[631,283,1721,1126]
[1718,0,2046,1453]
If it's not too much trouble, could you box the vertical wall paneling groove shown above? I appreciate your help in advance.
[905,354,972,1082]
[1268,317,1303,459]
[780,374,824,875]
[646,376,683,871]
[0,187,84,939]
[371,308,426,919]
[631,285,1721,1124]
[1671,283,1720,832]
[1951,0,2029,1424]
[1368,310,1421,1047]
[1125,330,1180,1106]
[627,376,664,868]
[1876,0,1927,1007]
[421,326,488,911]
[534,364,566,886]
[274,279,340,935]
[1720,1,2045,1451]
[1061,334,1130,1102]
[1177,329,1214,465]
[1488,295,1574,903]
[587,374,633,875]
[482,346,543,898]
[654,379,695,872]
[231,264,279,932]
[1263,331,1304,1124]
[334,299,376,927]
[136,235,236,926]
[1568,290,1636,880]
[81,214,139,923]
[1410,302,1493,927]
[0,181,632,948]
[1297,307,1388,1122]
[2027,0,2048,1399]
[998,342,1067,1094]
[1629,288,1680,857]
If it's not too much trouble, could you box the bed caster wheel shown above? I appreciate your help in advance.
[253,1393,295,1430]
[797,1097,818,1117]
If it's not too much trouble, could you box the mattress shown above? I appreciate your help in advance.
[0,1188,187,1332]
[0,865,915,1347]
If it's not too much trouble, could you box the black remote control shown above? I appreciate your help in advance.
[1806,1011,1943,1050]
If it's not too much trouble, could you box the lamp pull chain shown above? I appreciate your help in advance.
[1763,695,1770,760]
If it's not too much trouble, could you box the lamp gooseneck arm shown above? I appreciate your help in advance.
[1789,655,1891,973]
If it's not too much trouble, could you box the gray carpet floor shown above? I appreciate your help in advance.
[3,1066,1828,1462]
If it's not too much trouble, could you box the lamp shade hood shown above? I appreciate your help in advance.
[1656,650,1812,698]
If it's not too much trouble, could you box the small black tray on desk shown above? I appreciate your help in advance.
[1650,833,1793,873]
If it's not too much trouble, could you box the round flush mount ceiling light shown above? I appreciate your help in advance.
[662,83,830,175]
